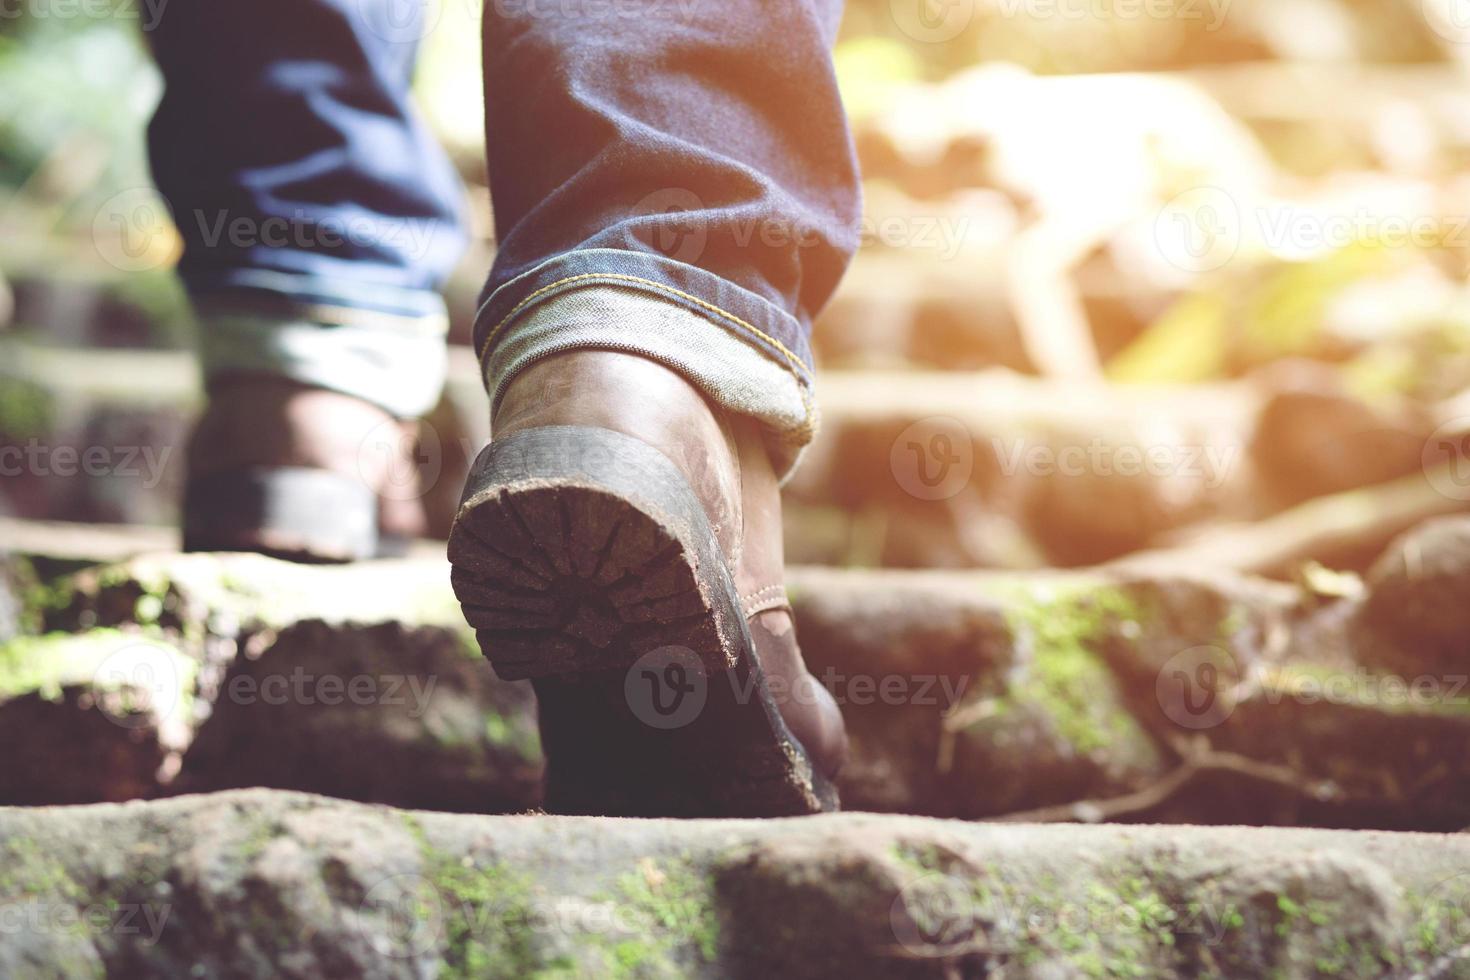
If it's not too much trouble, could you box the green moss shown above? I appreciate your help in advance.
[607,858,721,970]
[401,814,559,979]
[23,570,76,633]
[1217,604,1249,642]
[0,628,195,706]
[484,711,541,762]
[0,377,55,439]
[987,583,1153,756]
[1406,880,1470,968]
[1011,871,1177,978]
[239,820,284,863]
[0,837,85,904]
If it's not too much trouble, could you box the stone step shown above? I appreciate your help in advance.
[3,344,1446,568]
[4,517,1468,830]
[1,787,1467,978]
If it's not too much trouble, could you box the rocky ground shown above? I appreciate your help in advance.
[7,3,1470,975]
[6,514,1470,829]
[3,511,1470,975]
[3,788,1470,978]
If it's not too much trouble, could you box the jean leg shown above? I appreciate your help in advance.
[148,0,467,417]
[478,0,860,474]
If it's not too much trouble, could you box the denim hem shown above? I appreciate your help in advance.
[476,249,816,380]
[475,250,819,477]
[195,301,449,419]
[483,286,816,478]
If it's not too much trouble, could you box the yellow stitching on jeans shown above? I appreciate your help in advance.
[476,272,810,376]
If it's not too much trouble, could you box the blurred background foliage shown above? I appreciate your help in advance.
[4,0,1470,564]
[3,0,1470,388]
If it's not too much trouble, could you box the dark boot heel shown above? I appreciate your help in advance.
[448,425,837,817]
[182,467,378,563]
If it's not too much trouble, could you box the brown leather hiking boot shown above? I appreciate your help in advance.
[448,351,847,816]
[183,375,426,561]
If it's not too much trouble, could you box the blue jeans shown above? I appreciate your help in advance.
[149,0,859,472]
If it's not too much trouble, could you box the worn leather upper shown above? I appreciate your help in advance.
[494,351,848,778]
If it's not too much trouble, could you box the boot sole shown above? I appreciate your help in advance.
[448,425,837,817]
[183,467,379,562]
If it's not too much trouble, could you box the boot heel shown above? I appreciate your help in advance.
[183,467,377,562]
[448,425,837,816]
[447,425,744,681]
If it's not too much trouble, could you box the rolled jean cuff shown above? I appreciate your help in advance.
[476,249,819,478]
[194,286,449,418]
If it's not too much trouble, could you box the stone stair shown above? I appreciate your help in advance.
[2,787,1468,978]
[3,344,1453,571]
[4,514,1469,832]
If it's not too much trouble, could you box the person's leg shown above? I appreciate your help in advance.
[477,0,858,476]
[148,0,466,559]
[451,0,859,815]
